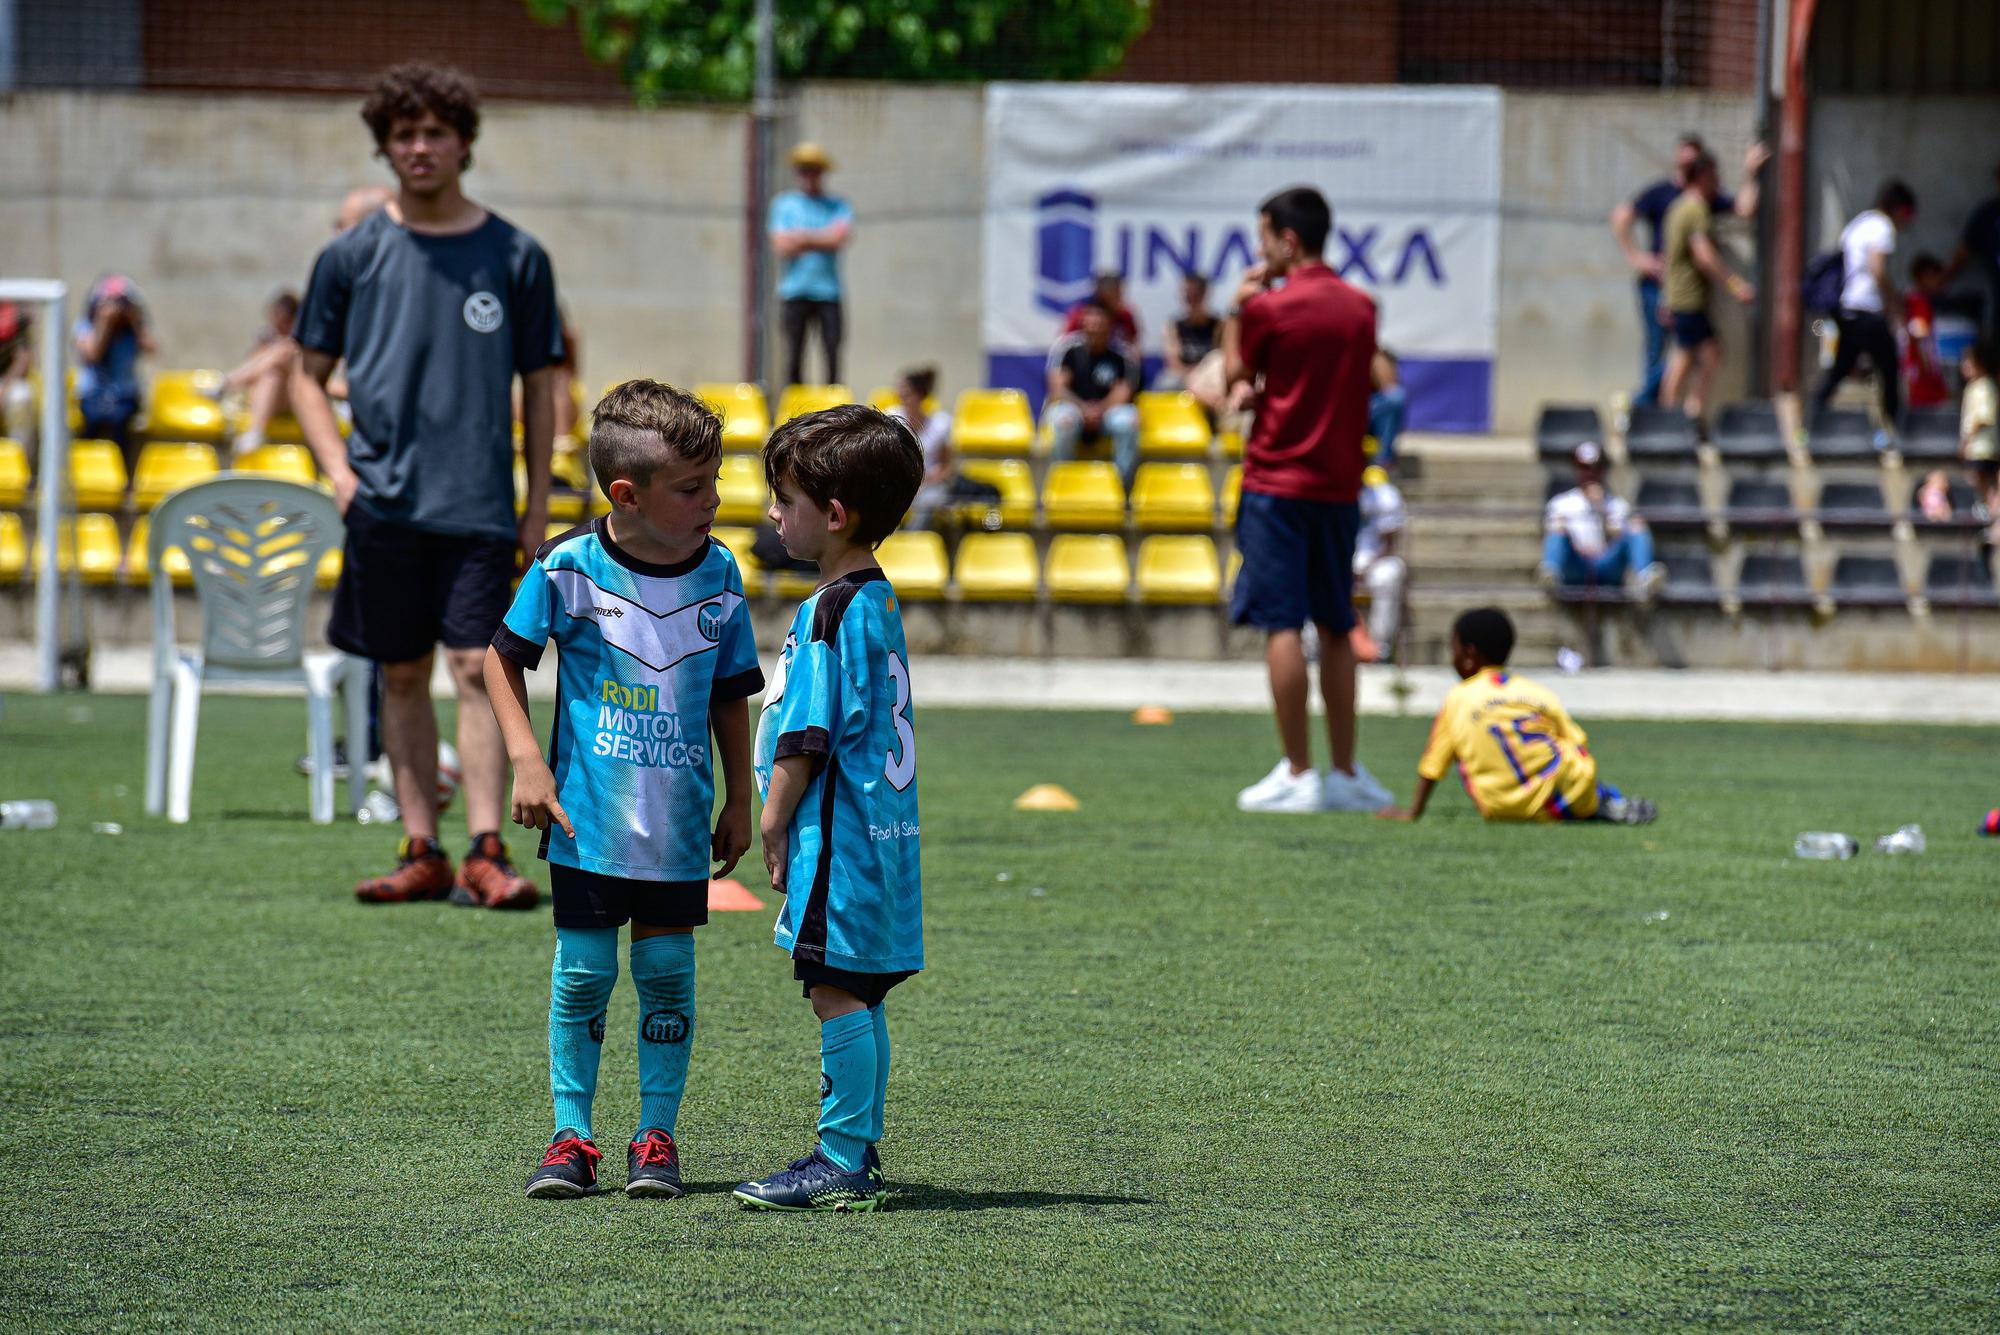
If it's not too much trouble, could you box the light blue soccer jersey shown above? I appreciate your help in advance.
[754,570,923,974]
[494,519,763,883]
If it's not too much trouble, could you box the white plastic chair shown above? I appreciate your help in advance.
[143,476,368,824]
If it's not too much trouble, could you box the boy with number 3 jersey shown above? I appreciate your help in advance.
[737,405,926,1213]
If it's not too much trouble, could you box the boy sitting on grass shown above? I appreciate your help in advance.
[484,380,764,1199]
[1378,607,1657,825]
[737,404,926,1212]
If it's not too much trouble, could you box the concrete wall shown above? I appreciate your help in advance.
[1495,91,1759,433]
[1807,95,2000,274]
[0,92,746,393]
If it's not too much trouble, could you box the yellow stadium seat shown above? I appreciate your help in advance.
[1137,535,1223,605]
[954,532,1038,602]
[1136,391,1212,459]
[1222,465,1242,526]
[33,513,122,585]
[70,440,128,511]
[0,439,28,509]
[776,383,854,425]
[132,442,219,512]
[235,443,317,485]
[956,459,1036,530]
[551,443,591,492]
[547,491,586,524]
[1042,461,1126,532]
[716,455,769,525]
[1045,534,1130,604]
[709,525,765,590]
[261,414,308,446]
[951,389,1036,457]
[1131,463,1216,533]
[694,382,772,451]
[1220,429,1244,459]
[877,530,949,600]
[0,513,24,581]
[146,370,230,443]
[317,546,342,589]
[126,516,198,587]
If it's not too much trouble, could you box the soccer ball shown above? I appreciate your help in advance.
[435,741,461,814]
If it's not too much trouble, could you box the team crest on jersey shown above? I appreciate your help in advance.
[462,291,503,333]
[697,601,725,642]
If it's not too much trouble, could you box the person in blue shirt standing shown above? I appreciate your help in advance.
[736,405,925,1213]
[1610,135,1765,407]
[769,142,854,388]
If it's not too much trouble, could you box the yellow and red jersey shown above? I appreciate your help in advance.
[1418,668,1600,821]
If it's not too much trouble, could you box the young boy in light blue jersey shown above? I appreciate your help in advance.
[484,380,763,1200]
[735,404,925,1212]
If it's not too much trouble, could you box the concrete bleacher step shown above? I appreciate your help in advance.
[1405,586,1569,666]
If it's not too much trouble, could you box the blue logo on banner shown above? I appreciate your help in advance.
[1036,189,1098,316]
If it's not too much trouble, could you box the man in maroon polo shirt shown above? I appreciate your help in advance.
[1223,186,1396,815]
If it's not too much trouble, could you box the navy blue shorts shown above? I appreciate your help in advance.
[1230,491,1360,634]
[1670,311,1716,349]
[328,504,517,664]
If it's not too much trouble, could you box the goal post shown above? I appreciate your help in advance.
[0,278,79,692]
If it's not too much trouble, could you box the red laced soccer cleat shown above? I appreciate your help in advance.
[354,836,455,904]
[625,1129,685,1199]
[526,1132,601,1199]
[451,833,539,910]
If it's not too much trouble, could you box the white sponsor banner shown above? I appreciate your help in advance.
[981,83,1502,427]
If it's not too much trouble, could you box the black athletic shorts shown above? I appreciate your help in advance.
[550,864,709,931]
[1670,310,1717,350]
[328,503,518,664]
[795,959,914,1007]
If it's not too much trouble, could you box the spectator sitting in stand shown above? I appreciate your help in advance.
[1349,463,1407,664]
[1061,271,1140,350]
[1047,298,1142,488]
[0,302,31,441]
[1369,348,1406,471]
[213,290,300,457]
[1902,254,1952,412]
[1539,441,1663,601]
[73,274,156,474]
[892,366,993,530]
[1158,273,1219,391]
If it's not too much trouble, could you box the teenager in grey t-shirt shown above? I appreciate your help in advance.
[296,209,563,540]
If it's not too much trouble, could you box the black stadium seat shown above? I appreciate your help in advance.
[1900,405,1960,462]
[1815,481,1891,527]
[1535,403,1603,462]
[1625,405,1698,462]
[1714,401,1786,463]
[1911,476,1981,528]
[1660,551,1718,603]
[1737,552,1812,604]
[1725,477,1796,527]
[1636,475,1703,527]
[1925,552,2000,608]
[1807,408,1878,462]
[1830,554,1905,605]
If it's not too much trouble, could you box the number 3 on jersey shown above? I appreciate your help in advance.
[884,651,916,790]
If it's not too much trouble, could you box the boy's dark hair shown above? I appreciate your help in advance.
[900,365,938,401]
[1875,179,1917,215]
[1677,131,1706,151]
[362,63,481,168]
[764,404,924,548]
[1687,150,1718,182]
[1911,252,1943,279]
[1260,186,1332,255]
[1967,339,1995,375]
[589,379,721,494]
[270,290,300,318]
[1452,607,1516,665]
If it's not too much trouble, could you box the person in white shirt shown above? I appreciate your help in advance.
[891,365,962,530]
[1349,464,1407,662]
[1811,180,1918,440]
[1539,442,1664,602]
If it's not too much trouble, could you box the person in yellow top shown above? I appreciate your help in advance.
[1379,608,1657,825]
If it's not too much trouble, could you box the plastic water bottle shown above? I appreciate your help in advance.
[1793,832,1857,860]
[1874,824,1926,855]
[0,800,58,830]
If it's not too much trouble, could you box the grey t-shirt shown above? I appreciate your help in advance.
[297,209,563,540]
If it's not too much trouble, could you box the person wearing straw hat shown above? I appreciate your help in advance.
[770,142,853,388]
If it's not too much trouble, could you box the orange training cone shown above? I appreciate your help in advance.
[707,878,766,911]
[1132,706,1174,726]
[1013,784,1080,811]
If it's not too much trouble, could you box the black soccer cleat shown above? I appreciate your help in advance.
[1600,793,1659,825]
[625,1129,684,1199]
[733,1146,886,1213]
[525,1131,601,1199]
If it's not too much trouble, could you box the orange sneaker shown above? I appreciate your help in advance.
[355,836,455,903]
[452,833,539,910]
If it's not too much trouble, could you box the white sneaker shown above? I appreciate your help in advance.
[1323,763,1394,812]
[1236,760,1324,813]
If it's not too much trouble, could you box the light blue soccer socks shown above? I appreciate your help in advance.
[869,1003,890,1145]
[817,1008,878,1172]
[630,933,696,1137]
[549,927,619,1140]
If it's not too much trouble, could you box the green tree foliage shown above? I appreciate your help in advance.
[526,0,1152,103]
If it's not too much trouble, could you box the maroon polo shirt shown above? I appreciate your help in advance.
[1237,263,1376,504]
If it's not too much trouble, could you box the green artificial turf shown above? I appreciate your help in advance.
[1,691,1996,1331]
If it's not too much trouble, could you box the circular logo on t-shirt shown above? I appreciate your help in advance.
[462,291,503,333]
[697,602,725,642]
